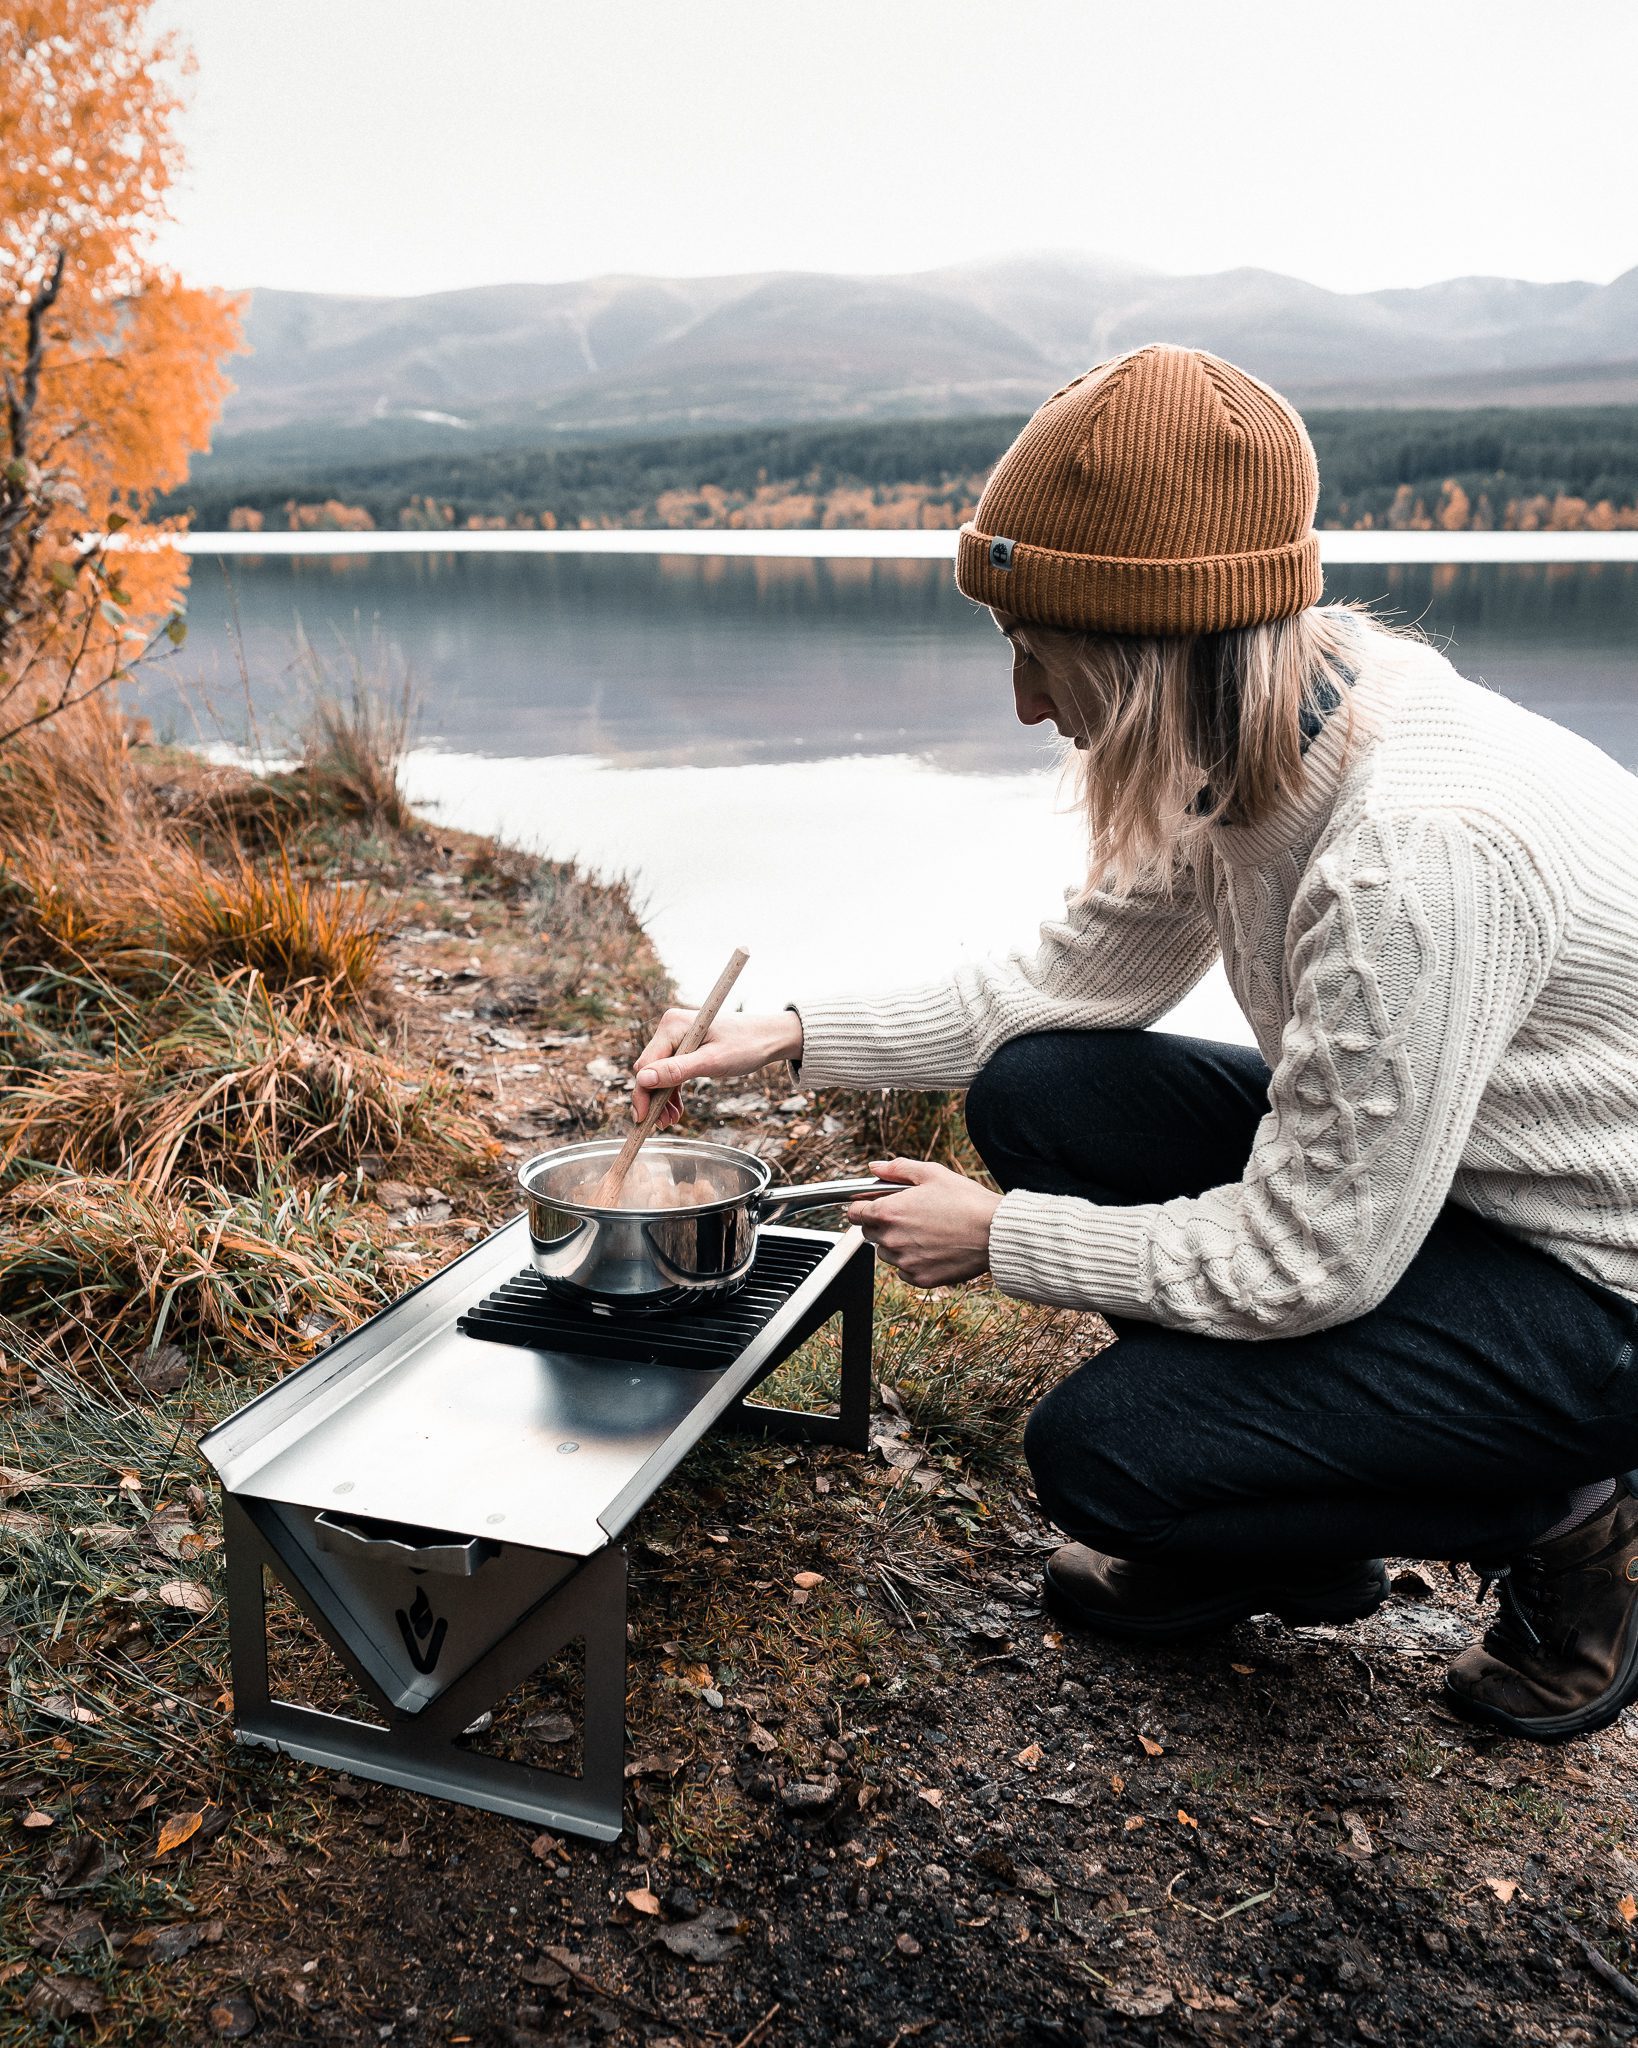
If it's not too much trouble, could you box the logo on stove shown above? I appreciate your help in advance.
[395,1585,448,1674]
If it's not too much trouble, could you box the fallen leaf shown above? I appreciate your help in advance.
[1109,1773,1126,1795]
[656,1907,745,1963]
[745,1720,780,1754]
[22,1811,55,1829]
[624,1887,661,1916]
[522,1711,576,1744]
[145,1506,195,1561]
[1138,1735,1164,1757]
[1621,1895,1638,1924]
[28,1907,105,1957]
[37,1694,101,1727]
[623,1753,684,1781]
[155,1579,212,1614]
[1124,1816,1146,1832]
[679,1662,713,1691]
[518,1957,569,1987]
[792,1571,825,1590]
[25,1974,106,2021]
[0,1466,46,1501]
[1177,1808,1199,1829]
[1231,1662,1256,1675]
[1014,1743,1043,1770]
[156,1809,204,1857]
[1042,1630,1064,1650]
[916,1788,944,1809]
[528,1832,559,1862]
[1485,1876,1520,1905]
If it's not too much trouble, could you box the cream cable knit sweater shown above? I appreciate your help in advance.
[791,629,1638,1339]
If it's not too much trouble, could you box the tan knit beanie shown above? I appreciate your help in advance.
[955,344,1322,636]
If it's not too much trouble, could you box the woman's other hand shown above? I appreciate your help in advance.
[846,1157,1001,1287]
[632,1008,805,1126]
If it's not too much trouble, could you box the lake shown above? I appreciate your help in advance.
[143,548,1638,1043]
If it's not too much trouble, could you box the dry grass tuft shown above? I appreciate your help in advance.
[293,625,418,833]
[0,1172,394,1369]
[0,831,383,1008]
[2,971,489,1192]
[165,852,384,1002]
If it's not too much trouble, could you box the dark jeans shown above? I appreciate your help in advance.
[966,1030,1638,1566]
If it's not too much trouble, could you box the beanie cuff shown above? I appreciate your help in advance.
[955,525,1323,636]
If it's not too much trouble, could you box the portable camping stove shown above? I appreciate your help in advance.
[199,1216,873,1843]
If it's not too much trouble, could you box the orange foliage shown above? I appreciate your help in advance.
[0,0,241,731]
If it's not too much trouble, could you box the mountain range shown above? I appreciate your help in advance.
[222,254,1638,442]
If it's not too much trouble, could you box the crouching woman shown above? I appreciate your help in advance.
[633,345,1638,1742]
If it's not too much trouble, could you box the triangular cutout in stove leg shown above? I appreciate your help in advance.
[262,1569,389,1731]
[454,1637,587,1781]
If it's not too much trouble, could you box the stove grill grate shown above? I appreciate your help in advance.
[456,1233,830,1368]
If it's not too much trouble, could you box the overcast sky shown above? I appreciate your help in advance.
[148,0,1638,300]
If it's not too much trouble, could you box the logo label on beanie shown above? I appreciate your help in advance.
[989,536,1015,570]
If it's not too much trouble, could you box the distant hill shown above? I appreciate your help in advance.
[219,254,1638,440]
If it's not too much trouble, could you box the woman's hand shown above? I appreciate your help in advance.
[632,1007,805,1126]
[846,1157,1001,1287]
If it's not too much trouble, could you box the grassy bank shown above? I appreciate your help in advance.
[9,706,1638,2045]
[0,698,1083,2040]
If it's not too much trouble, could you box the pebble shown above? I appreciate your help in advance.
[701,1688,724,1710]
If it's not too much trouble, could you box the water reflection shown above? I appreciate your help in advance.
[145,551,1636,1043]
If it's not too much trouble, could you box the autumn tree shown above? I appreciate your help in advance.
[0,0,240,745]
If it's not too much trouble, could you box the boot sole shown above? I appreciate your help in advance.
[1044,1560,1389,1644]
[1443,1614,1638,1742]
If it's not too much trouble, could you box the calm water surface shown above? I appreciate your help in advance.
[146,553,1638,1038]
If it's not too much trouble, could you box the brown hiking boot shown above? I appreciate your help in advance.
[1043,1543,1388,1642]
[1445,1481,1638,1741]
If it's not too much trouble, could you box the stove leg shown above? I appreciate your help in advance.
[220,1517,630,1843]
[221,1493,272,1726]
[726,1239,875,1453]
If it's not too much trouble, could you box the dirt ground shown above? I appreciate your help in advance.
[10,836,1638,2048]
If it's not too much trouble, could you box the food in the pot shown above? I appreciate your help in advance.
[559,1161,730,1212]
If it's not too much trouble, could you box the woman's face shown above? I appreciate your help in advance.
[992,610,1090,748]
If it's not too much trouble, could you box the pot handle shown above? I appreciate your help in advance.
[759,1176,899,1222]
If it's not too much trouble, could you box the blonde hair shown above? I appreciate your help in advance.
[1011,603,1386,895]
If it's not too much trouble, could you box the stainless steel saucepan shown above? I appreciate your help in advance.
[517,1137,893,1313]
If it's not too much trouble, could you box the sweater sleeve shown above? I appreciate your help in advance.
[789,860,1221,1090]
[988,807,1561,1337]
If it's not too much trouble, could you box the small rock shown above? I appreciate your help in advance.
[776,1094,809,1113]
[895,1932,922,1957]
[780,1775,842,1814]
[664,1885,700,1920]
[701,1688,724,1710]
[717,1091,768,1117]
[586,1057,623,1085]
[206,1993,258,2037]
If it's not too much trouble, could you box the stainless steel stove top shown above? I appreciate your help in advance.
[201,1217,849,1556]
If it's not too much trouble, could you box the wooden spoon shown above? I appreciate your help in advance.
[592,947,750,1209]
